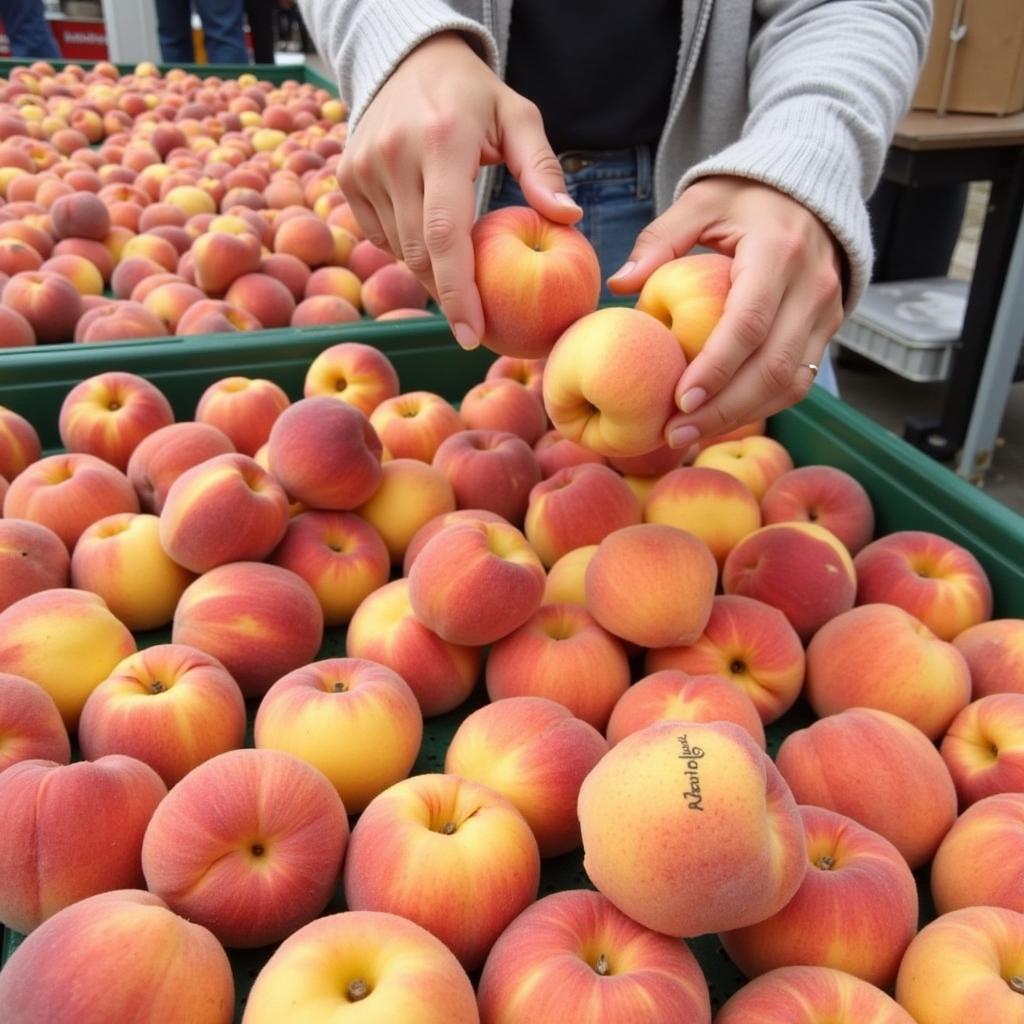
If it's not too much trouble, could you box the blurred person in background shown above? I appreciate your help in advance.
[0,0,60,59]
[155,0,248,64]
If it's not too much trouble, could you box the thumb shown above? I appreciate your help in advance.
[497,92,582,224]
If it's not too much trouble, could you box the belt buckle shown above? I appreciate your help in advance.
[559,152,595,174]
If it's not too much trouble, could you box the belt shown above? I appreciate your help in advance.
[557,148,646,174]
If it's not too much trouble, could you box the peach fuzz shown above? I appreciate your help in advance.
[241,911,478,1024]
[346,579,480,716]
[854,530,993,641]
[955,619,1024,697]
[58,371,174,472]
[723,522,857,643]
[761,464,875,554]
[2,270,82,342]
[172,562,323,698]
[541,543,598,607]
[717,966,915,1024]
[445,697,608,857]
[578,720,807,937]
[111,256,164,299]
[477,889,711,1024]
[0,890,234,1024]
[40,253,104,295]
[543,306,685,457]
[223,271,295,328]
[0,405,42,481]
[159,453,289,573]
[190,229,262,293]
[433,429,541,524]
[254,658,422,814]
[0,238,43,277]
[290,293,360,326]
[776,707,957,869]
[694,435,794,500]
[49,190,110,240]
[0,518,70,613]
[645,465,762,567]
[720,805,917,987]
[76,301,169,344]
[636,252,733,361]
[533,429,606,478]
[486,354,546,397]
[0,305,36,348]
[525,463,640,568]
[486,603,630,731]
[607,670,766,749]
[304,264,362,308]
[273,212,334,266]
[895,907,1024,1024]
[370,391,463,463]
[941,693,1024,807]
[344,772,540,971]
[142,748,348,948]
[347,237,395,279]
[472,205,600,358]
[584,524,716,648]
[303,341,400,417]
[52,237,115,282]
[806,603,971,740]
[0,755,166,933]
[259,251,309,300]
[0,672,70,772]
[931,792,1024,914]
[267,395,383,509]
[361,261,429,318]
[194,375,290,456]
[402,508,508,575]
[460,378,547,445]
[409,519,544,646]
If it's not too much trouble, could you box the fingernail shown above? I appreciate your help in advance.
[452,322,479,352]
[679,387,707,414]
[609,260,636,280]
[668,425,700,450]
[554,191,580,210]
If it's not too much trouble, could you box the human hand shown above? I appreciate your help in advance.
[338,32,581,351]
[607,175,845,449]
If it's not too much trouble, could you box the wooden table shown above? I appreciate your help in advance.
[882,110,1024,460]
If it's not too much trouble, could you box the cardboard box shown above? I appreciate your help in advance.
[913,0,1024,116]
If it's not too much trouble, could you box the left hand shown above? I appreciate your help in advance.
[607,175,846,450]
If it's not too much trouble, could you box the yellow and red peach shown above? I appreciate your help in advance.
[0,405,42,481]
[304,264,362,308]
[941,693,1024,807]
[361,261,429,318]
[175,297,262,334]
[290,293,360,326]
[0,672,70,772]
[75,300,170,344]
[303,341,400,416]
[222,271,295,328]
[140,280,205,331]
[533,428,606,477]
[41,252,104,295]
[955,618,1024,698]
[347,237,394,280]
[259,251,309,300]
[49,190,110,240]
[0,305,36,348]
[52,236,115,282]
[120,232,179,272]
[190,228,262,293]
[370,391,462,463]
[402,508,508,574]
[0,519,69,612]
[273,213,334,266]
[2,269,82,342]
[694,436,794,500]
[461,378,547,445]
[194,375,290,456]
[0,238,43,276]
[486,354,546,397]
[111,254,164,299]
[541,543,597,607]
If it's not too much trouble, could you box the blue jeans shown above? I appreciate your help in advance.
[0,0,59,59]
[155,0,248,64]
[488,146,838,396]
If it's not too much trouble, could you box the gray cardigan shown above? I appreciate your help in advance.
[298,0,931,309]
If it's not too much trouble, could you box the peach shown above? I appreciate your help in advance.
[259,251,310,300]
[0,519,69,612]
[461,378,547,445]
[138,201,186,231]
[584,523,717,648]
[723,522,857,642]
[305,264,362,308]
[776,707,958,868]
[541,543,598,607]
[290,293,361,326]
[120,232,180,272]
[141,280,206,331]
[543,306,685,457]
[895,907,1024,1024]
[694,435,794,500]
[255,658,422,814]
[172,562,323,698]
[346,579,481,717]
[376,306,435,321]
[408,519,544,645]
[303,340,400,416]
[854,530,994,641]
[142,748,347,948]
[242,910,477,1024]
[347,237,394,280]
[2,269,82,342]
[176,297,263,334]
[163,184,216,218]
[267,395,383,509]
[0,237,43,276]
[636,253,733,361]
[220,271,294,328]
[761,465,875,554]
[52,237,115,282]
[955,619,1024,698]
[806,603,972,740]
[75,300,169,345]
[40,252,104,295]
[159,453,289,573]
[402,508,509,574]
[486,354,546,397]
[0,672,70,772]
[578,720,807,936]
[718,966,915,1024]
[0,304,36,347]
[941,693,1024,807]
[525,463,641,567]
[931,792,1024,914]
[344,772,540,970]
[361,261,430,317]
[274,212,334,266]
[486,603,630,731]
[0,755,166,933]
[0,221,51,259]
[0,406,42,481]
[370,391,463,463]
[477,889,711,1024]
[110,254,164,299]
[606,670,766,748]
[58,371,174,472]
[433,429,541,524]
[645,465,762,567]
[533,428,606,477]
[445,697,609,857]
[49,190,110,240]
[194,375,290,456]
[190,228,262,293]
[472,205,600,358]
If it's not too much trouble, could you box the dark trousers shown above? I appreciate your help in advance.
[0,0,60,59]
[155,0,248,64]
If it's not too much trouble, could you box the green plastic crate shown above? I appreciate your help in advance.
[0,324,1022,1018]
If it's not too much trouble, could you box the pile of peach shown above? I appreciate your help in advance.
[0,329,1022,1024]
[0,60,430,348]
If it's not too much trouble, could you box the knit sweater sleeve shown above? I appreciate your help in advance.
[296,0,498,128]
[676,0,931,309]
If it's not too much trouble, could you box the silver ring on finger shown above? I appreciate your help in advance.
[799,362,819,378]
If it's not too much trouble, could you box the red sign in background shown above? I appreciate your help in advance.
[0,18,110,61]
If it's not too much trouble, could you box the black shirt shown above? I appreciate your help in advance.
[504,1,679,154]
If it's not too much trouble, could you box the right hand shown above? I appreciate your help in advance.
[338,32,582,350]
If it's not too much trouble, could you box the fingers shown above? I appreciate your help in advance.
[338,152,394,253]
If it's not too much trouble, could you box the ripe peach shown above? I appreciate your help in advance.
[955,619,1024,698]
[533,428,606,477]
[290,293,360,326]
[303,341,400,416]
[461,378,547,445]
[370,391,463,463]
[49,190,110,240]
[194,375,290,456]
[39,252,103,295]
[259,251,309,300]
[0,519,70,612]
[74,300,169,344]
[0,406,42,481]
[274,213,334,266]
[119,232,180,272]
[402,508,509,574]
[541,543,598,607]
[305,264,362,308]
[694,435,794,500]
[0,672,70,773]
[361,261,429,318]
[2,269,82,342]
[221,271,295,328]
[175,297,263,334]
[486,354,546,397]
[941,693,1024,807]
[0,305,36,347]
[140,280,205,331]
[0,237,43,276]
[190,228,262,293]
[347,237,394,280]
[110,255,163,299]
